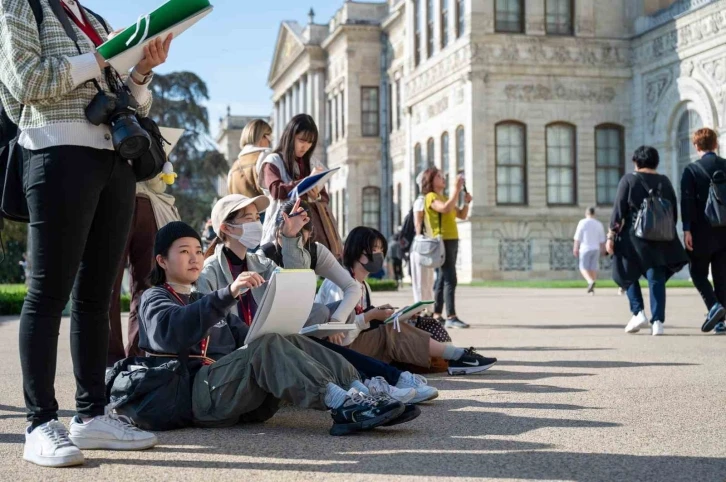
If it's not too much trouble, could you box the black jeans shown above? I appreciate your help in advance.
[689,248,726,311]
[434,239,459,317]
[20,146,135,426]
[312,338,402,386]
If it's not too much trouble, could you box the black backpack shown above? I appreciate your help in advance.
[632,174,676,242]
[0,0,109,223]
[399,207,416,255]
[691,162,726,228]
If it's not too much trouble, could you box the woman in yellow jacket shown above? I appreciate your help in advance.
[422,167,472,329]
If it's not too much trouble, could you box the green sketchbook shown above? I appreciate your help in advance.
[384,301,434,324]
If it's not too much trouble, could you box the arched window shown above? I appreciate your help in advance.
[496,121,527,205]
[595,124,624,205]
[456,126,465,204]
[441,131,450,178]
[426,0,435,58]
[677,109,703,179]
[414,0,422,66]
[362,187,381,230]
[546,0,574,35]
[495,0,524,33]
[546,122,576,205]
[414,143,423,197]
[440,0,449,49]
[455,0,465,38]
[427,137,435,167]
[396,183,403,228]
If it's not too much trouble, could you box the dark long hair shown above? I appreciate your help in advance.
[342,227,388,271]
[274,114,318,180]
[274,199,313,242]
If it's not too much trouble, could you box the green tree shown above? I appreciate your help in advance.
[149,72,227,230]
[0,219,27,284]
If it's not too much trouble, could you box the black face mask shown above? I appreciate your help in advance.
[362,252,384,274]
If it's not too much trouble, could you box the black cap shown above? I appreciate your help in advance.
[154,221,203,257]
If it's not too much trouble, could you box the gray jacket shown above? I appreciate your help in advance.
[196,235,310,317]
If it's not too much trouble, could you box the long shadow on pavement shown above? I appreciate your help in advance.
[483,346,614,352]
[496,360,697,369]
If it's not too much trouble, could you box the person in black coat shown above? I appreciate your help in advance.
[681,128,726,334]
[606,146,688,336]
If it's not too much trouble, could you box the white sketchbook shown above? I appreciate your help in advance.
[299,323,357,338]
[244,269,317,344]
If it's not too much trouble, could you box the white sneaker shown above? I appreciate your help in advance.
[365,376,416,404]
[69,414,157,450]
[23,420,84,467]
[395,372,439,404]
[652,320,664,336]
[625,311,649,334]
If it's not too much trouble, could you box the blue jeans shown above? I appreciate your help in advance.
[626,267,667,323]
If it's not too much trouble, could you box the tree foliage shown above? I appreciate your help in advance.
[149,72,227,230]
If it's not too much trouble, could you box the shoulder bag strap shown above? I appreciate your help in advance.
[691,160,711,181]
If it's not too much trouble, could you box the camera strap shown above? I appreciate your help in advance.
[48,0,106,94]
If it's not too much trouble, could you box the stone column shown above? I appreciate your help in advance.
[287,89,293,123]
[306,73,314,116]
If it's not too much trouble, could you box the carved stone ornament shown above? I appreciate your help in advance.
[472,39,631,68]
[636,10,726,61]
[643,71,673,135]
[504,83,616,103]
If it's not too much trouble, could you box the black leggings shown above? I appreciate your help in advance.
[20,145,135,427]
[312,338,402,386]
[434,239,459,317]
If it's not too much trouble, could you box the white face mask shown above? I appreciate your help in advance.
[227,221,263,249]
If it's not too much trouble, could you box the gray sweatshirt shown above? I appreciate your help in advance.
[138,285,250,372]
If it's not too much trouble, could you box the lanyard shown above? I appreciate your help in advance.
[225,258,254,326]
[163,283,212,364]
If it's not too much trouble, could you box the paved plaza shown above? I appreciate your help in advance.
[0,287,724,481]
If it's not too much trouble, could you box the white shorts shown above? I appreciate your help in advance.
[579,250,600,271]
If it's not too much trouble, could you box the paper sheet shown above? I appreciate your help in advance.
[244,269,317,344]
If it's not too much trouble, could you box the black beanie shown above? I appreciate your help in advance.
[154,221,203,257]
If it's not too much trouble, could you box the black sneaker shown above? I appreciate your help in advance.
[434,316,446,325]
[447,348,498,376]
[329,390,404,436]
[587,282,596,294]
[701,302,726,333]
[382,403,421,427]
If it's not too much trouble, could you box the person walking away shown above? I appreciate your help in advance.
[228,119,271,223]
[388,231,404,288]
[0,0,172,467]
[422,167,472,329]
[257,114,343,259]
[107,174,180,365]
[607,147,688,336]
[573,207,606,295]
[681,128,726,334]
[410,172,434,303]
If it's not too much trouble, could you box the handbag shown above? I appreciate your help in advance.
[412,208,445,269]
[632,174,676,242]
[0,135,29,223]
[105,352,193,431]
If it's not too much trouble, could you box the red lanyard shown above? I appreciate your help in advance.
[62,3,104,46]
[226,259,254,326]
[163,283,212,364]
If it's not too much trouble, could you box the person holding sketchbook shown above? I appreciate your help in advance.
[257,114,343,259]
[199,195,435,404]
[137,221,411,436]
[0,0,174,467]
[316,227,498,376]
[260,199,440,403]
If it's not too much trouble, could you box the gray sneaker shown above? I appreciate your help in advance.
[445,317,470,329]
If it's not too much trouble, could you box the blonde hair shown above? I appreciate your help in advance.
[240,119,272,150]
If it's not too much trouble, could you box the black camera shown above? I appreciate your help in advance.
[85,88,151,160]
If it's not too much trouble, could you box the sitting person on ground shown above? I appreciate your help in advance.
[199,195,434,404]
[138,221,410,435]
[316,226,498,376]
[259,199,439,402]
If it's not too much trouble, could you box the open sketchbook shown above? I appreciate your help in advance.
[384,301,434,324]
[288,168,340,199]
[244,269,317,344]
[299,323,357,338]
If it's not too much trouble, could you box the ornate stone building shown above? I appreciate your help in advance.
[265,0,726,281]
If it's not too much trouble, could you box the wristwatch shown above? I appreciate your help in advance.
[130,68,154,85]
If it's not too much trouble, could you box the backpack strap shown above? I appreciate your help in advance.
[633,172,655,195]
[81,4,110,34]
[309,242,318,271]
[260,242,282,267]
[691,160,711,181]
[28,0,43,28]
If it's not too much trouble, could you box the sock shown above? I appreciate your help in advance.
[324,383,349,409]
[442,345,466,361]
[350,380,369,394]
